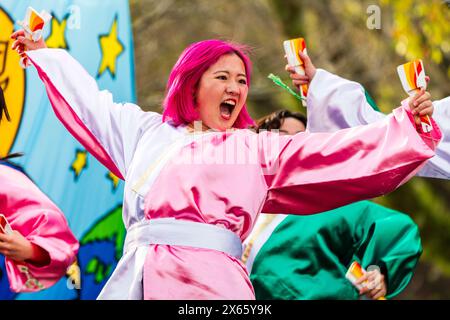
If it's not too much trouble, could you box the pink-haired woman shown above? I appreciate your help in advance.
[11,32,440,299]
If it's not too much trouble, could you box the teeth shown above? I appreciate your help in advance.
[223,100,236,106]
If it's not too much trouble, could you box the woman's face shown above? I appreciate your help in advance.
[195,53,248,131]
[279,117,306,135]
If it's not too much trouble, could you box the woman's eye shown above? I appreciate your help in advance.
[239,79,247,85]
[217,75,227,80]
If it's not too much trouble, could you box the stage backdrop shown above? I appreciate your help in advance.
[0,0,134,299]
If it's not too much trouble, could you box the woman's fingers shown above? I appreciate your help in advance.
[298,51,311,66]
[292,80,309,87]
[367,287,382,299]
[354,269,387,300]
[11,34,47,52]
[355,272,369,285]
[356,273,370,294]
[290,73,309,80]
[0,241,10,251]
[286,64,311,88]
[285,64,295,73]
[410,88,425,105]
[10,29,25,39]
[413,100,433,115]
[0,233,7,242]
[17,36,37,50]
[419,105,434,117]
[373,289,386,300]
[11,39,21,50]
[299,51,317,79]
[358,271,382,295]
[410,90,433,119]
[413,91,431,107]
[409,89,426,113]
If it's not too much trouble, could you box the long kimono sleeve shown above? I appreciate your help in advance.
[247,201,420,300]
[306,69,385,132]
[0,165,79,292]
[306,69,450,179]
[26,49,161,180]
[259,103,442,215]
[353,202,422,299]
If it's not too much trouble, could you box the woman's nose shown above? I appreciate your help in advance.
[226,82,239,95]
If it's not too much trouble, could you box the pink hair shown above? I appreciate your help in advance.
[162,39,255,128]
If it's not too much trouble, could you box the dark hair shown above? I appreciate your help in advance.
[0,87,10,122]
[0,152,24,161]
[256,109,307,132]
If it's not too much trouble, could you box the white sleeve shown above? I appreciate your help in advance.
[306,68,385,133]
[27,48,162,180]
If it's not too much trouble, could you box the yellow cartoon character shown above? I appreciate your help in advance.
[0,8,26,158]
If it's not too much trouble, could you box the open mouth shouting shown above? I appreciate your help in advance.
[220,98,237,121]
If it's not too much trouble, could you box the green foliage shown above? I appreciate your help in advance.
[382,0,450,65]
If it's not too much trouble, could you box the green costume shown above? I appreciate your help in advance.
[244,201,422,299]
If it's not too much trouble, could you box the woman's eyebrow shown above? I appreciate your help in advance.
[213,70,246,77]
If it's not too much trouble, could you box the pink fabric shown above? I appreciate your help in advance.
[0,165,79,292]
[28,55,125,180]
[27,48,441,299]
[143,245,254,299]
[142,107,440,299]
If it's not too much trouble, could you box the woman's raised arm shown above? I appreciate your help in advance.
[11,31,161,180]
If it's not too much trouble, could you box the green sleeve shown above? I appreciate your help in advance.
[250,201,421,300]
[353,203,422,299]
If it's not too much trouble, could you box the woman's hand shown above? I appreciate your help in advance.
[10,30,47,66]
[409,88,434,126]
[355,269,387,300]
[0,230,50,266]
[286,51,317,90]
[11,29,47,51]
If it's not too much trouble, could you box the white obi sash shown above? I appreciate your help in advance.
[97,218,242,300]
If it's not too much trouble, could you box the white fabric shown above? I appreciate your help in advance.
[306,69,450,179]
[243,214,287,273]
[98,218,243,300]
[124,218,243,258]
[27,49,211,299]
[97,246,148,300]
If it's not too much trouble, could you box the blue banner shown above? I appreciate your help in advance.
[0,0,134,299]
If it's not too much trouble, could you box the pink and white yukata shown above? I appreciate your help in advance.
[27,49,441,299]
[0,164,79,292]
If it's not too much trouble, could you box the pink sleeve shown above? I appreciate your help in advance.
[1,166,79,293]
[5,210,79,293]
[260,103,442,215]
